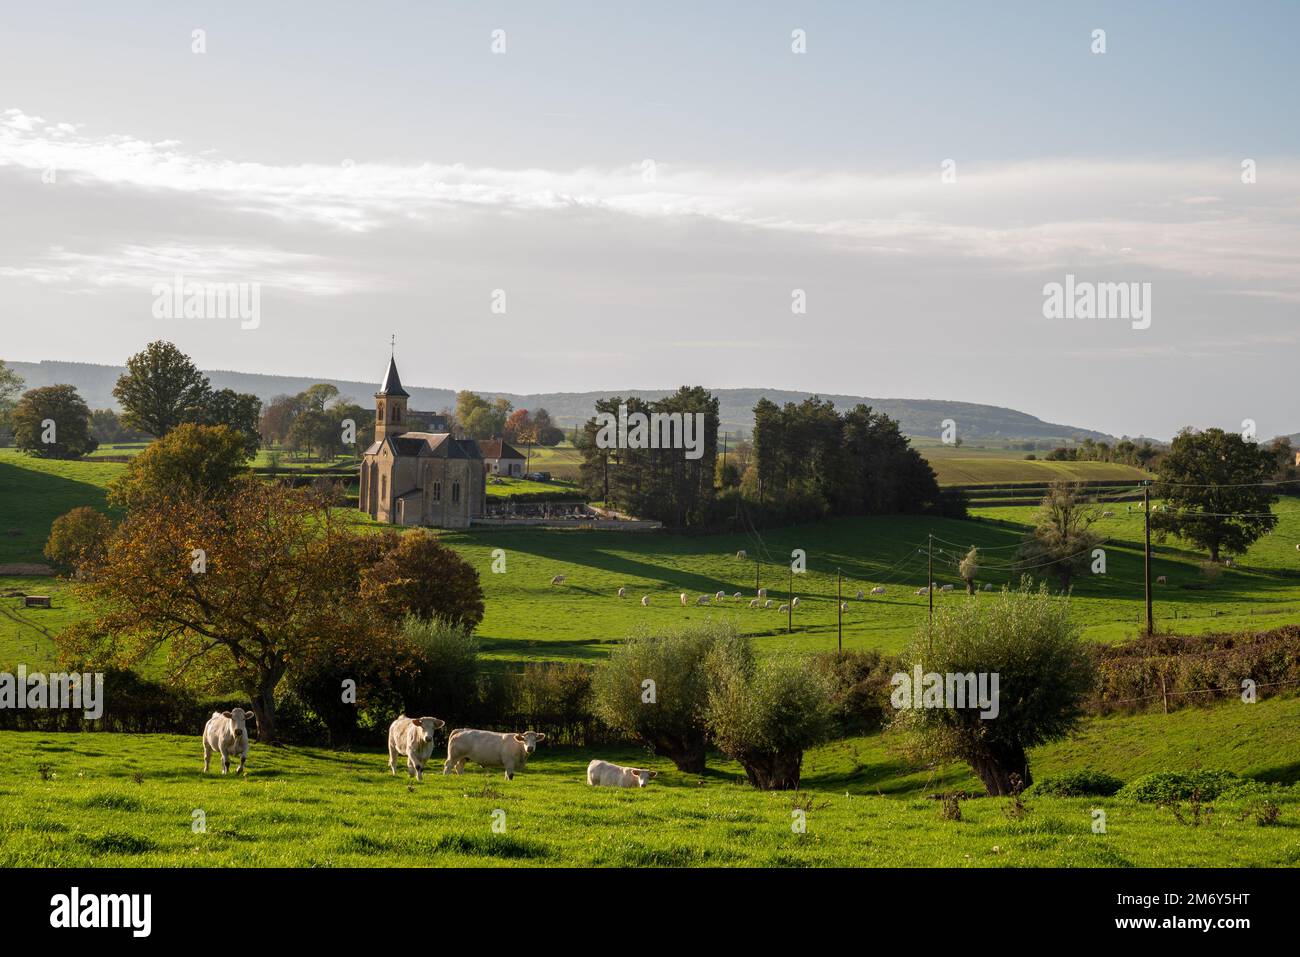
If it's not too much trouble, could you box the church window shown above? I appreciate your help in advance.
[432,481,441,503]
[380,474,387,501]
[452,481,461,504]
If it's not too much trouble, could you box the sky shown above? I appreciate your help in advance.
[1,0,1298,439]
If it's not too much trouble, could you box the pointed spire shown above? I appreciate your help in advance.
[377,353,409,397]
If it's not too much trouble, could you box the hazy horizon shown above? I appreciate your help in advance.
[3,1,1298,440]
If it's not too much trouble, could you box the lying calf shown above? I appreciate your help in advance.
[387,715,447,781]
[587,759,658,788]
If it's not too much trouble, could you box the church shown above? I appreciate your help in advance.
[358,355,486,528]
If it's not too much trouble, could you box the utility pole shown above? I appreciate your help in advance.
[837,568,843,653]
[927,533,934,654]
[1143,482,1154,635]
[755,557,760,594]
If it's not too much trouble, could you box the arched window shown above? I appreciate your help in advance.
[432,481,441,503]
[380,474,387,502]
[394,405,401,423]
[452,481,461,505]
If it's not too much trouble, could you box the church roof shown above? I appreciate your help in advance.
[376,355,409,397]
[365,432,483,460]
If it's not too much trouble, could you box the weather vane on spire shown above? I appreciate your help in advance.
[390,333,395,357]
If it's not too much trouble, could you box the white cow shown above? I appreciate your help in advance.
[203,708,253,775]
[587,759,658,788]
[641,595,651,606]
[550,575,566,586]
[444,729,546,781]
[387,714,447,781]
[680,592,689,606]
[617,586,626,598]
[871,586,886,596]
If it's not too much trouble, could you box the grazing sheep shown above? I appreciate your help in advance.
[791,596,801,608]
[680,593,688,606]
[733,591,742,600]
[940,584,954,593]
[736,550,747,559]
[715,590,726,601]
[777,604,790,614]
[763,599,773,609]
[757,588,767,599]
[983,583,994,591]
[697,595,711,605]
[641,595,651,606]
[550,575,566,586]
[855,589,865,600]
[1102,511,1114,518]
[840,602,848,612]
[871,586,886,595]
[1225,558,1235,567]
[915,587,929,596]
[1156,575,1167,584]
[617,586,626,598]
[748,598,760,609]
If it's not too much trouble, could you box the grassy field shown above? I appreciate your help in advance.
[916,442,1151,486]
[3,447,1299,666]
[2,694,1297,867]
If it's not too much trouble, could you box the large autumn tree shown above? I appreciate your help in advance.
[1152,427,1280,562]
[59,481,399,741]
[107,423,252,510]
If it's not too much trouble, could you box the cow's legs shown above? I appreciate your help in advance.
[203,741,212,773]
[220,749,230,774]
[388,743,400,775]
[236,747,246,774]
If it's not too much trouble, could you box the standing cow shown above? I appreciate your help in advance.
[443,729,546,780]
[387,715,447,781]
[203,708,254,774]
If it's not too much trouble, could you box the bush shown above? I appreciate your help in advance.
[706,651,836,790]
[360,531,485,628]
[893,578,1097,796]
[1117,770,1241,803]
[395,615,481,724]
[44,507,114,575]
[808,649,898,736]
[1026,769,1123,798]
[592,621,745,773]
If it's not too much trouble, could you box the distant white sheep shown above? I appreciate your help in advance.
[550,575,566,586]
[791,597,801,608]
[757,587,767,599]
[940,584,954,593]
[763,599,773,609]
[855,589,865,600]
[915,587,929,596]
[617,586,626,598]
[715,590,726,601]
[871,586,886,596]
[983,583,994,591]
[680,593,688,606]
[733,592,742,600]
[777,604,790,614]
[1156,575,1167,584]
[736,550,747,559]
[697,595,711,605]
[1102,511,1114,518]
[748,598,760,609]
[840,602,848,612]
[641,595,651,607]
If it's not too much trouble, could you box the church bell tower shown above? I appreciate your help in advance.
[374,353,410,442]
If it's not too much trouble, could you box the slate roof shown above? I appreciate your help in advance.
[376,356,409,397]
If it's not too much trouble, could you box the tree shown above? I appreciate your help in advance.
[1016,481,1101,590]
[893,580,1096,796]
[195,388,262,456]
[959,546,980,594]
[706,651,835,790]
[113,341,210,437]
[530,408,564,446]
[12,385,98,459]
[0,359,24,441]
[60,481,397,741]
[44,507,114,576]
[1152,428,1281,562]
[89,408,148,445]
[358,530,486,628]
[592,622,741,773]
[107,423,251,509]
[455,390,510,439]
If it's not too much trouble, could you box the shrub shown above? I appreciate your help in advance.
[1117,770,1241,803]
[360,530,485,628]
[893,578,1097,796]
[44,507,114,575]
[592,621,745,773]
[808,649,898,736]
[395,615,481,723]
[1026,769,1123,798]
[706,651,836,790]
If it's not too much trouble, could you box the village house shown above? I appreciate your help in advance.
[480,437,526,477]
[357,355,485,528]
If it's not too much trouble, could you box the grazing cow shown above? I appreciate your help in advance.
[1156,575,1167,584]
[791,597,801,608]
[387,714,447,781]
[871,586,886,595]
[697,595,711,605]
[587,759,658,789]
[550,575,566,586]
[777,603,790,614]
[617,586,626,598]
[736,550,747,559]
[203,708,253,775]
[748,598,760,609]
[444,729,546,780]
[680,593,688,606]
[641,595,651,606]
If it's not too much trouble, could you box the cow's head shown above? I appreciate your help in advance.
[630,768,659,788]
[414,717,445,743]
[223,707,253,742]
[513,731,546,754]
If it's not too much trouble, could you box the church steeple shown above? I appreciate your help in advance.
[375,352,410,441]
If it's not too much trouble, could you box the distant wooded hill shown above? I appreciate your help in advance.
[7,359,1117,442]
